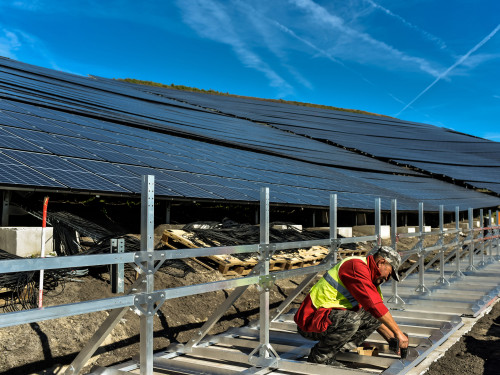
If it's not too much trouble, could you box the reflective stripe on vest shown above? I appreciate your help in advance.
[309,256,382,309]
[323,270,358,307]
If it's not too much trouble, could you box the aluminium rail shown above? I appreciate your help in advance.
[0,176,498,375]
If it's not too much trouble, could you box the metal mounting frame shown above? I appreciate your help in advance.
[0,178,499,375]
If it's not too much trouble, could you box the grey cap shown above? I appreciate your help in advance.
[377,246,401,282]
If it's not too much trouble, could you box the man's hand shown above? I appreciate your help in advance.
[377,311,409,358]
[389,332,409,358]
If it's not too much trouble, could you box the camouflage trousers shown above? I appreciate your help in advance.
[298,309,381,364]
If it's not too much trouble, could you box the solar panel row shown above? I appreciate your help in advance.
[135,82,500,194]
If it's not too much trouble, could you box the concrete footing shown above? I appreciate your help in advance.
[0,227,53,257]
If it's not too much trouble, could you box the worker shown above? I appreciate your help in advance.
[294,246,409,366]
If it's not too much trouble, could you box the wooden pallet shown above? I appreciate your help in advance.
[161,230,286,276]
[161,230,368,276]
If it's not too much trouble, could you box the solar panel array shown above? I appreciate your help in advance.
[134,84,500,196]
[0,57,499,212]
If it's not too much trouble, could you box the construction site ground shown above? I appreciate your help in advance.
[0,227,499,375]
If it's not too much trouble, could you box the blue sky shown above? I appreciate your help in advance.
[1,0,499,140]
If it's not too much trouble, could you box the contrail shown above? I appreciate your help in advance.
[365,0,447,50]
[397,24,500,116]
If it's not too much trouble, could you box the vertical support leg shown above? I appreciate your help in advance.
[415,202,430,294]
[466,208,477,272]
[436,205,450,285]
[259,187,270,356]
[330,194,338,264]
[2,190,11,227]
[487,210,494,263]
[478,209,486,267]
[249,187,279,367]
[111,238,125,294]
[375,198,381,248]
[140,175,155,375]
[388,199,405,305]
[451,206,465,279]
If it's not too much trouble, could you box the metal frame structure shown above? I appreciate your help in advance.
[0,176,499,375]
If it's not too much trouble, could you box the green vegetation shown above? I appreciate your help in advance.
[119,78,391,118]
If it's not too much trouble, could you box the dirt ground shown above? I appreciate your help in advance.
[424,300,500,375]
[0,228,497,375]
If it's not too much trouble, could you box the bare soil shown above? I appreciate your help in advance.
[0,229,497,375]
[425,301,500,375]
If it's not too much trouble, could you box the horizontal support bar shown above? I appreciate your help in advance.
[0,253,136,273]
[160,276,260,300]
[273,239,330,251]
[0,295,134,328]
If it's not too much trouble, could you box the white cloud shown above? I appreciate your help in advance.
[0,25,61,70]
[176,0,294,96]
[288,0,442,78]
[0,28,21,58]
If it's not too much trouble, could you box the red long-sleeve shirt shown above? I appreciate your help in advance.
[294,255,388,333]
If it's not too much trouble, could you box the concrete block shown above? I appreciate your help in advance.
[337,227,353,238]
[353,225,391,239]
[304,227,352,237]
[0,227,54,257]
[397,227,415,234]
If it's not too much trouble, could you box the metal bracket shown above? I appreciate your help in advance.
[258,274,276,292]
[248,343,280,368]
[258,243,276,261]
[133,252,168,275]
[133,291,166,317]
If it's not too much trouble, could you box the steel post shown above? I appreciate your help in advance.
[478,209,486,267]
[451,206,465,278]
[487,210,494,263]
[248,187,279,367]
[375,198,381,248]
[140,175,155,375]
[111,238,125,294]
[415,202,430,294]
[388,199,404,304]
[436,205,449,285]
[330,194,338,264]
[466,208,477,272]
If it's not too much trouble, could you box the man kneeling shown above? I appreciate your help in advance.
[294,246,409,366]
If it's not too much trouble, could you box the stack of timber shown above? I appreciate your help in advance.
[161,229,368,276]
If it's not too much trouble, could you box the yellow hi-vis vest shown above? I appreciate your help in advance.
[309,256,383,309]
